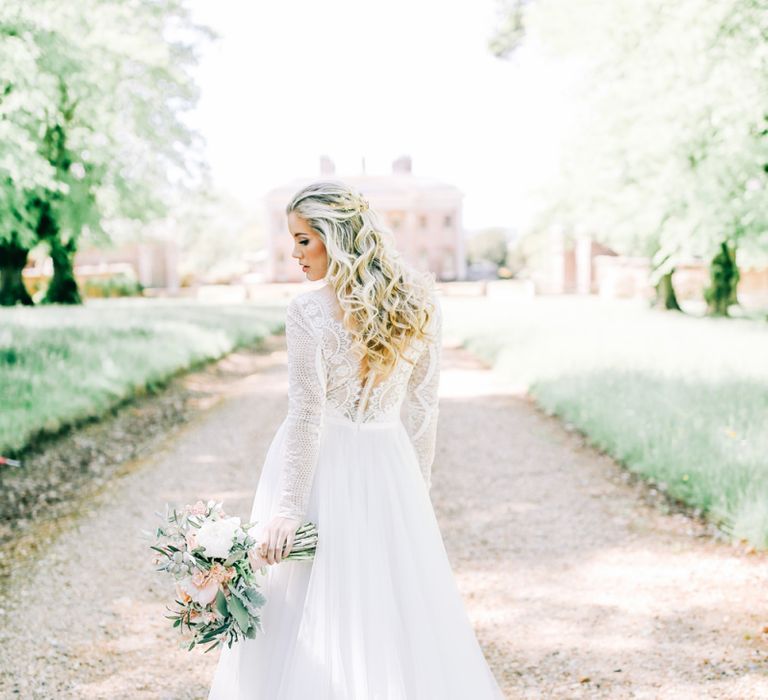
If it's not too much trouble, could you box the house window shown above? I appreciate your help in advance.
[444,214,453,228]
[419,214,428,229]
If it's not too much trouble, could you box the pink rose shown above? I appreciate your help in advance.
[186,500,208,516]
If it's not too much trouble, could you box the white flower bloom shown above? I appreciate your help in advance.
[197,516,242,559]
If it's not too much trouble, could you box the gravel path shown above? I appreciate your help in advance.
[1,336,767,698]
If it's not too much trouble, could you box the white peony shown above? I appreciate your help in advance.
[196,516,242,559]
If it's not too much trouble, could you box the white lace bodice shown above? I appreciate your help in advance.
[276,284,442,521]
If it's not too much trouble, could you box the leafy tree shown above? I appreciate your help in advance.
[0,18,56,304]
[0,0,210,305]
[491,0,768,315]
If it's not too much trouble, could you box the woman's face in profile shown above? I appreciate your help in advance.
[288,211,328,281]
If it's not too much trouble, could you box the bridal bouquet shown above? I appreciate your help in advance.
[150,499,318,652]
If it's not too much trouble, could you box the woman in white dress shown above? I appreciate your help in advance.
[208,181,504,699]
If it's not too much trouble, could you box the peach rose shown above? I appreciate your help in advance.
[208,562,236,585]
[175,582,192,605]
[178,570,219,607]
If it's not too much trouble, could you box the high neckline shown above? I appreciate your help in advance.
[316,283,344,323]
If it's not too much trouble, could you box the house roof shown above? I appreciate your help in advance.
[265,173,463,202]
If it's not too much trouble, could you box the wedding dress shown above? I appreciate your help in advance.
[208,283,504,699]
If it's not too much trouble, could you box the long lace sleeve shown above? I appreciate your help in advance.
[404,297,442,492]
[275,297,326,522]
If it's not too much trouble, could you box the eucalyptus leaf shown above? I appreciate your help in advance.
[214,589,229,618]
[227,594,251,633]
[223,550,244,566]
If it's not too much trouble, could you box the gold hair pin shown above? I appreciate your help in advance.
[329,195,369,215]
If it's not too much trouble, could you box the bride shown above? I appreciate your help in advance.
[208,181,504,699]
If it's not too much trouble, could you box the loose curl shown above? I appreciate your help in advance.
[286,180,438,385]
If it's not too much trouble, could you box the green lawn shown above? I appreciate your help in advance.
[443,293,768,548]
[5,292,768,547]
[0,299,285,455]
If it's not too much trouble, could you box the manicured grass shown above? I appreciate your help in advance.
[0,299,285,455]
[443,294,768,547]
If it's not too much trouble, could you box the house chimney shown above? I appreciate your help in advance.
[319,155,335,175]
[392,155,412,174]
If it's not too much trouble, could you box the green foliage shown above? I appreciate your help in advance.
[0,301,285,454]
[0,0,212,303]
[445,295,768,547]
[492,0,768,286]
[80,274,144,298]
[534,370,768,544]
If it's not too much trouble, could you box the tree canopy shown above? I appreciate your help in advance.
[491,0,768,308]
[0,0,211,304]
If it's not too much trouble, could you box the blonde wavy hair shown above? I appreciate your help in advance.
[286,180,438,385]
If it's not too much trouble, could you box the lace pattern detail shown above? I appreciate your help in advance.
[275,285,442,519]
[402,301,442,490]
[275,296,327,521]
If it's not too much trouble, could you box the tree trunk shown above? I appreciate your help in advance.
[34,198,82,306]
[704,241,739,317]
[653,270,682,311]
[0,237,34,306]
[43,234,82,305]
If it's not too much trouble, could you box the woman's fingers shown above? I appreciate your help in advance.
[284,529,295,559]
[248,548,268,570]
[261,518,300,565]
[267,530,278,565]
[275,529,288,563]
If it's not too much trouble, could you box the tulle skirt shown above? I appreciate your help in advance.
[207,412,504,700]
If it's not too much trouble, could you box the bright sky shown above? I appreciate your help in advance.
[188,0,574,231]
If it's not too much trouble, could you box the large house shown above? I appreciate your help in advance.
[264,156,466,283]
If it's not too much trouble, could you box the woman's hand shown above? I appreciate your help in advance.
[257,515,301,565]
[247,547,269,572]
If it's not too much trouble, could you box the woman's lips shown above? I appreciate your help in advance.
[302,265,309,271]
